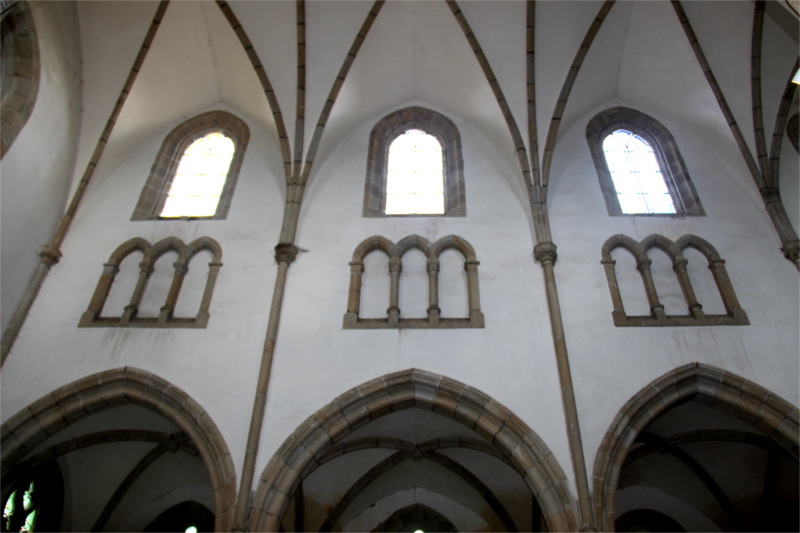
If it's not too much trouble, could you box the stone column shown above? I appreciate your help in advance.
[427,259,440,325]
[673,258,704,319]
[344,261,364,326]
[637,257,665,320]
[158,259,188,324]
[465,259,483,326]
[81,262,119,323]
[388,257,402,326]
[601,257,626,324]
[232,243,298,532]
[196,261,222,327]
[122,261,153,324]
[709,259,746,320]
[534,242,595,531]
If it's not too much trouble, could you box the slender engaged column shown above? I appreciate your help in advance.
[534,242,595,531]
[388,257,401,326]
[81,263,119,323]
[637,258,665,320]
[158,260,188,324]
[123,262,153,324]
[427,259,440,325]
[673,258,704,318]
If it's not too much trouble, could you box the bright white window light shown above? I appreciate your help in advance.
[385,129,445,215]
[160,132,235,218]
[603,129,676,215]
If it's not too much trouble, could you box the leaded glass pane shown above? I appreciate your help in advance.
[603,130,675,214]
[161,132,235,218]
[385,129,445,214]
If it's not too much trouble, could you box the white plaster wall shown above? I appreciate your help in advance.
[1,104,286,483]
[2,2,797,523]
[780,130,799,232]
[255,106,575,495]
[548,98,800,482]
[1,0,82,331]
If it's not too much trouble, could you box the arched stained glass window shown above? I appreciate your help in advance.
[603,129,676,215]
[385,129,445,215]
[160,132,235,218]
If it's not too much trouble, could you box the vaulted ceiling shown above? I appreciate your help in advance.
[71,0,799,207]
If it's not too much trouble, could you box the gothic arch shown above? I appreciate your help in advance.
[0,367,237,531]
[591,363,800,531]
[249,368,577,532]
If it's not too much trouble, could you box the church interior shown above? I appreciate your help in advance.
[1,0,798,531]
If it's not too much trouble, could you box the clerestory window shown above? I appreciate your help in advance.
[385,129,445,215]
[602,129,675,215]
[132,110,249,220]
[587,107,704,217]
[364,107,466,217]
[160,132,235,218]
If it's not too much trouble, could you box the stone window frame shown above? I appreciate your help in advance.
[600,233,748,327]
[363,106,466,217]
[1,0,39,158]
[131,110,249,220]
[344,234,484,328]
[587,107,705,217]
[79,236,222,328]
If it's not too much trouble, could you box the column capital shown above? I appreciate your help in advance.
[39,244,62,266]
[274,242,299,264]
[533,242,557,264]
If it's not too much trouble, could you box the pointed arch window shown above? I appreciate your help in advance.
[132,110,249,220]
[364,107,466,217]
[587,107,704,217]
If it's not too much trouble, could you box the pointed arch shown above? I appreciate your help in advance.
[249,368,577,532]
[591,363,800,531]
[0,367,237,531]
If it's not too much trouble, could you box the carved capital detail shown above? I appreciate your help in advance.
[533,242,557,264]
[274,242,299,264]
[760,186,781,205]
[39,244,62,266]
[782,239,800,264]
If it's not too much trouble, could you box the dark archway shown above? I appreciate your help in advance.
[593,363,799,531]
[250,368,576,532]
[372,504,457,532]
[0,367,237,531]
